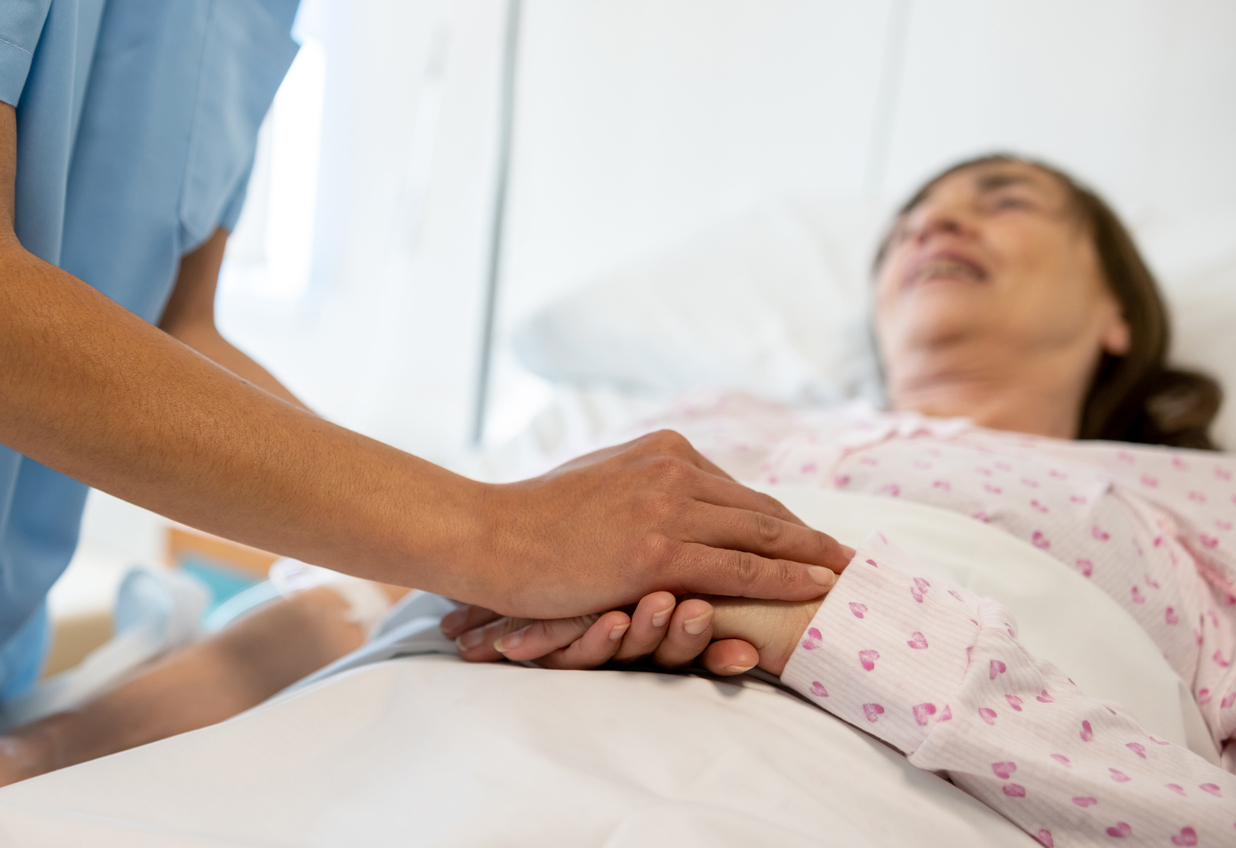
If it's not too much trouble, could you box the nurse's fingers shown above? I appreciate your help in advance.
[699,639,761,675]
[440,604,502,640]
[649,598,716,669]
[684,502,855,576]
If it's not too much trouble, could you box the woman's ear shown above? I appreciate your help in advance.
[1100,308,1132,356]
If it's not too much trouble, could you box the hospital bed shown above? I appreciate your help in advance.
[0,486,1216,847]
[0,193,1233,846]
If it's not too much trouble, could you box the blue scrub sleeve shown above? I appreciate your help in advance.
[0,0,52,106]
[218,154,256,233]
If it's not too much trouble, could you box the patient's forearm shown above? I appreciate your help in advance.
[0,587,363,785]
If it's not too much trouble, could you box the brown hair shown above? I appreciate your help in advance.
[875,154,1223,450]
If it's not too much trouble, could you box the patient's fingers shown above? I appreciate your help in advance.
[453,614,531,663]
[498,612,626,662]
[535,612,634,670]
[699,639,761,675]
[440,604,502,640]
[456,610,631,664]
[650,598,715,668]
[611,591,677,663]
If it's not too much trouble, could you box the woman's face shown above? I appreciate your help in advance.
[874,161,1130,395]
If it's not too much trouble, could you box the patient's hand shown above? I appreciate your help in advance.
[702,596,822,676]
[443,592,731,670]
[444,593,826,677]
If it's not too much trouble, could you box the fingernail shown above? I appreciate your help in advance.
[650,607,673,628]
[440,608,466,636]
[455,628,484,651]
[683,610,713,636]
[494,626,527,653]
[608,622,630,641]
[724,664,755,674]
[808,566,837,588]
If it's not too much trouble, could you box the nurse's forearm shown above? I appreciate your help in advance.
[160,227,308,411]
[0,238,490,595]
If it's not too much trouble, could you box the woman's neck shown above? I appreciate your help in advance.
[887,347,1088,440]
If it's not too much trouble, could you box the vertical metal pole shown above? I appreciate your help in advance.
[864,0,911,200]
[471,0,522,445]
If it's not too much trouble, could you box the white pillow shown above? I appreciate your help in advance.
[512,200,888,405]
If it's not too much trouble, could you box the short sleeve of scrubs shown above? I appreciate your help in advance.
[0,1,51,106]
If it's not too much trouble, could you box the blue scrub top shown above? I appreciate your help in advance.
[0,0,299,699]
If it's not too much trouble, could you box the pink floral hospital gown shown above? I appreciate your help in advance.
[624,392,1236,847]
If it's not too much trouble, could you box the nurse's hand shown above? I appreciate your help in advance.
[475,430,852,618]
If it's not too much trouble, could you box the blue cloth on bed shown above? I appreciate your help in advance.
[0,0,298,699]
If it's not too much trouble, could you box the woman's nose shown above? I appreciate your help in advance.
[905,204,970,244]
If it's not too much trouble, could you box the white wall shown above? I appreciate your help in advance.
[881,0,1236,219]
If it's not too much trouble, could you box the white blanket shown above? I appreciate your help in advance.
[0,489,1206,847]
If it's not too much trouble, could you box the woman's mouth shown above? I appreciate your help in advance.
[904,254,988,288]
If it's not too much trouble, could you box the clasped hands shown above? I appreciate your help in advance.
[441,430,854,677]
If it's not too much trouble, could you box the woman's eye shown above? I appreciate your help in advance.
[992,195,1031,210]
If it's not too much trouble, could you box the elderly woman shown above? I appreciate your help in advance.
[446,155,1236,846]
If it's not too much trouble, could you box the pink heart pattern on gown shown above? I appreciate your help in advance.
[849,602,868,619]
[1170,827,1197,847]
[912,703,936,725]
[801,628,822,650]
[1105,822,1132,838]
[906,631,928,649]
[991,761,1016,779]
[862,703,884,722]
[858,650,880,671]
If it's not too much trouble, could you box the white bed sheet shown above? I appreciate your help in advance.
[0,489,1206,847]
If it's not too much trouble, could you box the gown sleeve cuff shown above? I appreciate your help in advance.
[780,530,994,755]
